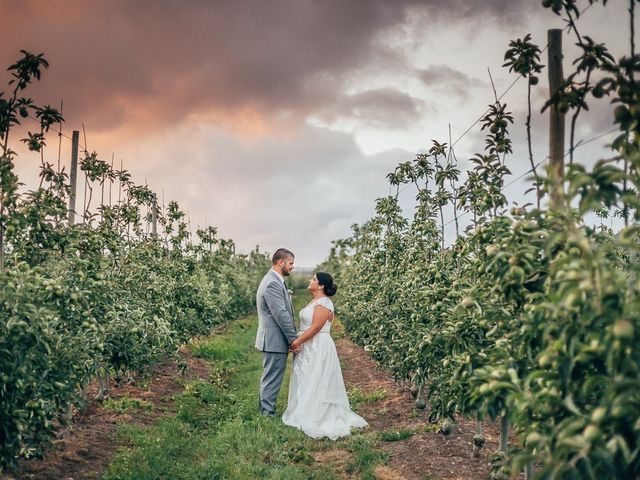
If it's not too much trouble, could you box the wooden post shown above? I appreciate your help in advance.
[109,155,113,207]
[547,29,565,210]
[499,413,509,452]
[151,193,158,235]
[68,130,79,225]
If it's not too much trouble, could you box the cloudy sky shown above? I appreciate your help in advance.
[0,0,630,266]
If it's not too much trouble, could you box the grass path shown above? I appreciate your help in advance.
[101,293,388,480]
[15,291,500,480]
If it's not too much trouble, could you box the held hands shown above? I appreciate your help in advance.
[289,310,334,354]
[288,340,301,354]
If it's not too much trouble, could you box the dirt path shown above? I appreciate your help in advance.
[12,354,210,480]
[335,336,501,480]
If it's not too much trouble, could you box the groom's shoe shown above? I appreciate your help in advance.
[259,398,275,417]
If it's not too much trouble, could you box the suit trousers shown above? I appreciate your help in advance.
[259,351,288,416]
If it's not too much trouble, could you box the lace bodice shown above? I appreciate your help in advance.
[299,296,334,333]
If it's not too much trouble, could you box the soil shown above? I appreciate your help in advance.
[10,353,210,480]
[335,337,500,480]
[8,329,501,480]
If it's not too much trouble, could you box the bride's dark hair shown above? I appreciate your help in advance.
[316,271,337,297]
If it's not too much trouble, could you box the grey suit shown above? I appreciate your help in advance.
[255,270,297,416]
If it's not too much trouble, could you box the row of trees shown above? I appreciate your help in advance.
[322,1,640,478]
[0,51,271,470]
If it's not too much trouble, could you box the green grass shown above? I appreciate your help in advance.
[102,292,387,480]
[329,316,347,340]
[134,379,151,390]
[345,433,390,479]
[379,428,414,442]
[188,331,247,364]
[103,395,154,414]
[347,387,387,409]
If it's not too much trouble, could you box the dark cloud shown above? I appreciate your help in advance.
[315,88,431,129]
[409,0,534,23]
[417,64,486,101]
[0,0,535,137]
[0,0,405,134]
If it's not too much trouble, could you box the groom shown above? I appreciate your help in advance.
[255,248,298,417]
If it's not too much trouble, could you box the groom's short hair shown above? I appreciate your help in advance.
[272,248,294,264]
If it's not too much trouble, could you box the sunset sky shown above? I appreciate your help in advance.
[0,0,629,267]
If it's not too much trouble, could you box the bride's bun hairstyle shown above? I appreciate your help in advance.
[316,271,337,297]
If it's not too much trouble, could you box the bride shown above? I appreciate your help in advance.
[282,272,367,440]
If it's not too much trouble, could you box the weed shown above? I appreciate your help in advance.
[348,387,386,408]
[345,432,390,478]
[103,395,153,414]
[379,428,414,442]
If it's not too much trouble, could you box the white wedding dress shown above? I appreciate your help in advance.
[282,296,368,440]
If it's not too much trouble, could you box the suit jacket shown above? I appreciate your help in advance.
[255,270,297,353]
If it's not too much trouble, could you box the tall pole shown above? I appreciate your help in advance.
[68,130,79,225]
[151,193,158,235]
[547,29,565,210]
